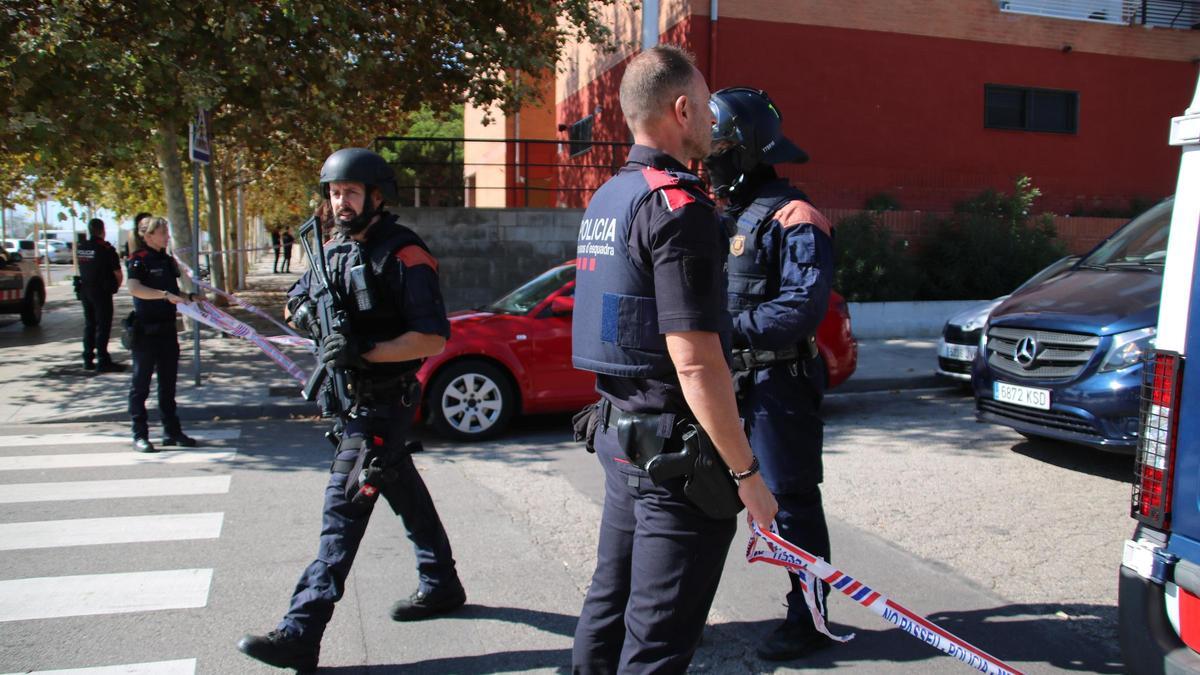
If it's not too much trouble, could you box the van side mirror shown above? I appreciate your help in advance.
[550,295,574,316]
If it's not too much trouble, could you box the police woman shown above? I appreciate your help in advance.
[125,216,197,453]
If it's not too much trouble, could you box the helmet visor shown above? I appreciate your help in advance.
[710,98,742,153]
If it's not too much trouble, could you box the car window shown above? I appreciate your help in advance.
[485,265,576,315]
[1082,199,1173,268]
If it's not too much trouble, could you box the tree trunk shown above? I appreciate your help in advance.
[153,122,197,293]
[222,176,236,286]
[202,162,228,302]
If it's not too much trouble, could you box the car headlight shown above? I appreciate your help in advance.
[1098,326,1156,373]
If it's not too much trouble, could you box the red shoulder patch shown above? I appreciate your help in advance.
[396,245,438,272]
[130,249,150,260]
[774,200,833,238]
[641,168,696,212]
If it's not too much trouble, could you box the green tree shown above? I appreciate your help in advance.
[1,1,611,286]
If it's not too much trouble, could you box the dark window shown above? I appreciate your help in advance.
[985,85,1078,134]
[569,115,594,157]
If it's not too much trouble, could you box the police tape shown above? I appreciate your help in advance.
[747,523,1024,675]
[174,255,301,340]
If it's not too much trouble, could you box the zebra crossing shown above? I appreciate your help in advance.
[0,427,240,675]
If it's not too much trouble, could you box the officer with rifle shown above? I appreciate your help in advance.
[237,148,464,673]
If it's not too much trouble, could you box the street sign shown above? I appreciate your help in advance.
[189,109,211,164]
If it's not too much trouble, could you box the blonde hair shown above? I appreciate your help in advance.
[135,216,168,249]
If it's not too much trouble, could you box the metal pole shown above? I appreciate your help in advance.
[192,161,202,386]
[236,160,245,289]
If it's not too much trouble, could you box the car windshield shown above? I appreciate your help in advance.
[484,265,575,315]
[1080,199,1173,269]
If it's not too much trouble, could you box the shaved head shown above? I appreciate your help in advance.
[619,45,699,132]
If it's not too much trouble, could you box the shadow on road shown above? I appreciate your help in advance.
[1011,438,1134,482]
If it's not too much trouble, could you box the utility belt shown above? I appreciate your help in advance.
[587,399,743,520]
[355,373,419,405]
[729,335,818,372]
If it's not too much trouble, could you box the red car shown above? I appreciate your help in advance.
[417,261,858,440]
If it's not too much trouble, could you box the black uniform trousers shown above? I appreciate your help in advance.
[741,361,831,629]
[278,397,458,645]
[81,290,115,364]
[128,333,181,439]
[573,424,736,674]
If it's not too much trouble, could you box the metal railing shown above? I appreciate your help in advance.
[998,0,1200,28]
[372,136,632,208]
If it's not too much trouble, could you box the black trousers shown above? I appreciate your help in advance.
[81,292,115,364]
[128,335,181,439]
[273,246,281,272]
[281,246,292,272]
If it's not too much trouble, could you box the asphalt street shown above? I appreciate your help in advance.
[0,389,1130,674]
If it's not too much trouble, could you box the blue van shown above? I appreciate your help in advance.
[1118,75,1200,672]
[972,198,1172,451]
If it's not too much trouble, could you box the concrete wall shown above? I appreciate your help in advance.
[393,207,584,311]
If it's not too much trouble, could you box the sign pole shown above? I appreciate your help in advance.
[188,108,212,387]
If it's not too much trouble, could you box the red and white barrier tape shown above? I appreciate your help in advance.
[747,523,1024,675]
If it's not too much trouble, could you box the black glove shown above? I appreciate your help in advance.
[320,333,366,370]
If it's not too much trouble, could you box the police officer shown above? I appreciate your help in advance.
[78,218,125,372]
[571,46,778,673]
[126,216,198,453]
[705,87,837,661]
[237,148,464,672]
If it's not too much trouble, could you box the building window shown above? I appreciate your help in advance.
[985,85,1078,134]
[569,115,594,157]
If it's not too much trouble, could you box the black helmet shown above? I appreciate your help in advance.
[704,88,807,199]
[319,148,399,205]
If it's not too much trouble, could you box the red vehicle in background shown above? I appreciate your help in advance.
[417,260,858,440]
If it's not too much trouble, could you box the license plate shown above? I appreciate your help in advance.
[939,342,976,362]
[994,381,1051,410]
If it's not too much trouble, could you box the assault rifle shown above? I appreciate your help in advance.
[298,216,356,416]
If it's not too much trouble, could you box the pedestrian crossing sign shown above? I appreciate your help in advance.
[189,109,211,164]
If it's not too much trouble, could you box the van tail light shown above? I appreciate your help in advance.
[1132,351,1184,528]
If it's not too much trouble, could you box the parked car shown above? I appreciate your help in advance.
[1118,77,1200,673]
[417,260,858,441]
[973,198,1172,451]
[936,255,1078,381]
[33,239,72,264]
[0,241,46,326]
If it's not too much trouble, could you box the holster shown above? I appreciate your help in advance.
[608,405,744,520]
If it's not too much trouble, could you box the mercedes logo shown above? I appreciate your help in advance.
[1014,336,1039,369]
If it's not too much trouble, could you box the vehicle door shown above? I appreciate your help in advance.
[0,249,25,304]
[526,279,596,407]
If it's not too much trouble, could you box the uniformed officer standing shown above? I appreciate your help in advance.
[704,88,837,661]
[77,218,125,372]
[571,46,778,674]
[237,148,464,673]
[125,216,198,453]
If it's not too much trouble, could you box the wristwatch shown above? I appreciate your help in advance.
[730,456,760,483]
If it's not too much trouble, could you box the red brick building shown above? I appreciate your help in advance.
[536,0,1200,213]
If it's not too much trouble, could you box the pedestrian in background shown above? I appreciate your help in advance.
[706,87,837,661]
[271,229,282,273]
[237,148,463,673]
[280,229,294,272]
[77,217,125,373]
[125,216,198,453]
[570,45,778,673]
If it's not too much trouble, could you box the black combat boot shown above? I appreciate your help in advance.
[389,583,466,621]
[133,437,156,453]
[237,630,319,672]
[161,431,197,447]
[756,620,834,661]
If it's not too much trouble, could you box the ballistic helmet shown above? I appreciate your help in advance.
[319,148,399,205]
[704,88,807,199]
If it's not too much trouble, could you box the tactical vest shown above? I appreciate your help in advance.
[726,181,812,314]
[572,166,713,379]
[327,216,431,377]
[77,238,108,288]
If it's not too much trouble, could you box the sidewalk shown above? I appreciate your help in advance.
[0,255,952,427]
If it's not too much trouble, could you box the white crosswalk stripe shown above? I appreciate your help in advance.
[0,513,224,551]
[0,569,213,622]
[0,429,240,448]
[0,475,231,504]
[0,658,196,675]
[0,449,237,471]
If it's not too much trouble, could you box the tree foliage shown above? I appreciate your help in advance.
[1,1,612,262]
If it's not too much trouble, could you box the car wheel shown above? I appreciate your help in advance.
[20,284,43,326]
[427,360,516,441]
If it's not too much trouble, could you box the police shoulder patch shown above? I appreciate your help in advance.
[396,245,438,272]
[775,200,833,237]
[730,234,746,257]
[642,168,696,212]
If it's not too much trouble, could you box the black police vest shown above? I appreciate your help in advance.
[77,238,111,290]
[572,166,712,379]
[331,217,429,375]
[726,181,812,314]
